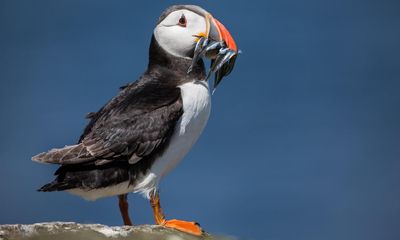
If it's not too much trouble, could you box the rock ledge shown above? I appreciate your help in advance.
[0,222,229,240]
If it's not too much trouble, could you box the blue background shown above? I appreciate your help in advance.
[1,1,399,239]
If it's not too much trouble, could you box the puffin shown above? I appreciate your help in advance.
[32,5,238,236]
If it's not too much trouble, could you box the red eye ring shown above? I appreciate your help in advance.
[178,14,187,27]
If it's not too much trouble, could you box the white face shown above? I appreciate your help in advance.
[154,9,206,59]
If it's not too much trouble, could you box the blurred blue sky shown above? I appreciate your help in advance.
[1,1,400,239]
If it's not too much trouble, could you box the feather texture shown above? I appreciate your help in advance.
[33,33,208,199]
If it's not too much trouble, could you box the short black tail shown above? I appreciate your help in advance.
[37,180,74,192]
[37,161,135,193]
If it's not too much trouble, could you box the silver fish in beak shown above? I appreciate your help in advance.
[188,12,240,92]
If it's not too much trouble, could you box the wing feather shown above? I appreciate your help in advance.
[32,75,183,166]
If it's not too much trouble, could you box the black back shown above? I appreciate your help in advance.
[39,35,206,191]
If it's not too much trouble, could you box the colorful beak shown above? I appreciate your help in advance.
[206,14,237,52]
[189,10,239,92]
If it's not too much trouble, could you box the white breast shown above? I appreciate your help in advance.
[133,80,211,198]
[68,80,211,200]
[159,80,211,175]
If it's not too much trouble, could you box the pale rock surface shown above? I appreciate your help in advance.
[0,222,233,240]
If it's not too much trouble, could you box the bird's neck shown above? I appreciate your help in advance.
[147,35,206,80]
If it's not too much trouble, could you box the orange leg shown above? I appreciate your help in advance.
[149,191,203,236]
[118,194,133,226]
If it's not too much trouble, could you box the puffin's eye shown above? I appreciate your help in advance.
[178,14,187,27]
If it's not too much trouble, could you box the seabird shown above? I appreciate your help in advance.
[33,5,238,236]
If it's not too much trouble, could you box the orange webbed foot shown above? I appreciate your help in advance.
[161,219,203,236]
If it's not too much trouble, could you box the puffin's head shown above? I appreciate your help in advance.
[154,5,237,59]
[154,5,238,89]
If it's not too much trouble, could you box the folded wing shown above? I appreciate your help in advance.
[32,77,183,167]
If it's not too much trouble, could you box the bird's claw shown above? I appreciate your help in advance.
[188,37,239,92]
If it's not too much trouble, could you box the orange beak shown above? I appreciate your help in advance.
[206,14,238,52]
[189,10,239,90]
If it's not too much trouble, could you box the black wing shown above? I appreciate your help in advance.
[32,75,183,166]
